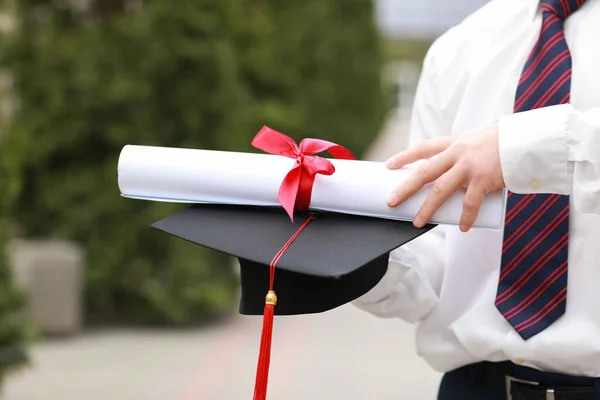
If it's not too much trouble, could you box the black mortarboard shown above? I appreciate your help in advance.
[152,203,434,316]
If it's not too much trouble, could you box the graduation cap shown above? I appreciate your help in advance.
[127,127,436,400]
[152,204,434,316]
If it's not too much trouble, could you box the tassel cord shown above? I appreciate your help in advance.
[252,215,316,400]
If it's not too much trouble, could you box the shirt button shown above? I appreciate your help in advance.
[530,179,541,190]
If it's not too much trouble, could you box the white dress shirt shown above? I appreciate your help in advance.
[353,0,600,377]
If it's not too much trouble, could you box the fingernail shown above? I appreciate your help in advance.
[387,192,399,206]
[385,158,394,168]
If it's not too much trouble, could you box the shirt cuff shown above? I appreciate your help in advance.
[498,105,572,195]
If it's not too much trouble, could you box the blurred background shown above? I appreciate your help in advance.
[0,0,489,399]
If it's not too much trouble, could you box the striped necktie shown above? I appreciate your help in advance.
[495,0,586,340]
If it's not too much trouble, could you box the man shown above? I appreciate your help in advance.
[353,0,600,398]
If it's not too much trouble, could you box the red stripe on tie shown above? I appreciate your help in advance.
[498,207,568,283]
[502,195,561,253]
[519,35,566,85]
[496,232,568,304]
[504,194,539,223]
[515,42,566,110]
[514,42,568,109]
[564,0,578,16]
[559,92,570,104]
[515,288,567,332]
[558,0,568,15]
[532,49,570,80]
[541,4,553,13]
[542,3,562,15]
[518,52,570,105]
[564,0,578,15]
[531,68,572,109]
[503,260,568,319]
[500,204,568,283]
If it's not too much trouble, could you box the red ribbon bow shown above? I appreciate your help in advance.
[251,126,356,222]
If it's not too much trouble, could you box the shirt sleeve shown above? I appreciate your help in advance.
[352,38,451,323]
[499,104,600,214]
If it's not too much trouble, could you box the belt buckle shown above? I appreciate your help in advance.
[505,375,556,400]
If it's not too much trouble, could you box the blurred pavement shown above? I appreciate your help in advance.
[1,305,441,400]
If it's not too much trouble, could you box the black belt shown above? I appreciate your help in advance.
[477,362,597,400]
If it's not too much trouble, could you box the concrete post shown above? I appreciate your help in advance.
[6,239,85,335]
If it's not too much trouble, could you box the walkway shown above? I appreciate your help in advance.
[2,305,441,400]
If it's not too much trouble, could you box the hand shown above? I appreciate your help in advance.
[385,125,506,232]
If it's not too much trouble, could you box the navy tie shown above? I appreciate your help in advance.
[495,0,585,340]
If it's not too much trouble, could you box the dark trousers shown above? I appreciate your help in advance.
[437,362,505,400]
[437,362,600,400]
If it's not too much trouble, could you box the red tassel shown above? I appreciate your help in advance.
[253,295,276,400]
[251,215,315,400]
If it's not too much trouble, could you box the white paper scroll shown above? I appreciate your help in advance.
[117,145,507,229]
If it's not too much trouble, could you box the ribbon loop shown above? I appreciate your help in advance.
[251,126,356,221]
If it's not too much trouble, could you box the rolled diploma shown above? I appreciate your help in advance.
[118,145,506,229]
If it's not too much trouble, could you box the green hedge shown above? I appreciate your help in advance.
[3,0,386,325]
[0,119,29,382]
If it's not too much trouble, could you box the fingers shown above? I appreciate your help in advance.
[387,148,457,207]
[385,138,452,170]
[413,166,467,228]
[459,182,486,232]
